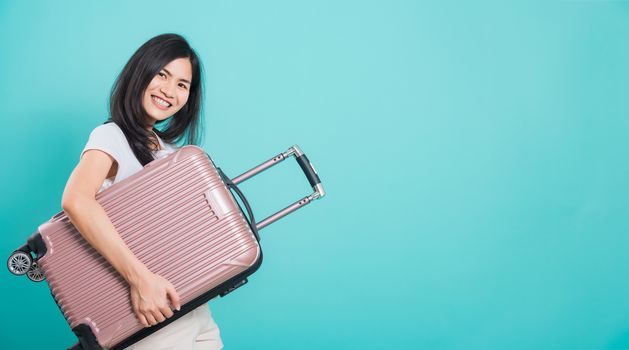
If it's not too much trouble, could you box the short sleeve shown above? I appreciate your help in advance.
[80,123,126,165]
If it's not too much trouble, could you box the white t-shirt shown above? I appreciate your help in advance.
[81,122,177,192]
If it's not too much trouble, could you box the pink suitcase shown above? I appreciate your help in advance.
[7,145,325,350]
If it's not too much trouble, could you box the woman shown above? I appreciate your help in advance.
[61,33,223,350]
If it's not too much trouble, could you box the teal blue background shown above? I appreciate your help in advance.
[2,1,629,349]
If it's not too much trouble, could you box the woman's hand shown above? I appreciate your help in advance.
[129,270,182,327]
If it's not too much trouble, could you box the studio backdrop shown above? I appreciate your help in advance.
[1,1,629,349]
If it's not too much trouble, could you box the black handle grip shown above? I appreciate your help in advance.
[296,154,321,188]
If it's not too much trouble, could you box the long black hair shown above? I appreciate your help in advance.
[109,33,204,166]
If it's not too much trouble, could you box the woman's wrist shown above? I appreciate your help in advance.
[121,259,150,287]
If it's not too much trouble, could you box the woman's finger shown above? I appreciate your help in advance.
[160,304,174,319]
[137,312,149,327]
[166,283,181,311]
[152,309,166,323]
[145,312,158,326]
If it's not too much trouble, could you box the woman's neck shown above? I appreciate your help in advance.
[148,129,161,151]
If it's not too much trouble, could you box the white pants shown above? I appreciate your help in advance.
[124,304,223,350]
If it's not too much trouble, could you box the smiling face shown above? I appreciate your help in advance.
[142,57,193,128]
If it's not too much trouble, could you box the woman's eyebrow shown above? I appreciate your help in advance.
[162,68,191,85]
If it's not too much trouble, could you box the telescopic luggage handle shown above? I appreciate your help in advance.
[231,145,325,231]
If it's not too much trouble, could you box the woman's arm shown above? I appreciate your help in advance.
[61,149,181,327]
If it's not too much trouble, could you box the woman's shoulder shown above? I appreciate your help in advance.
[83,121,131,159]
[90,122,124,139]
[89,121,124,136]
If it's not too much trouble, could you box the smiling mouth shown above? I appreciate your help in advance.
[151,95,172,108]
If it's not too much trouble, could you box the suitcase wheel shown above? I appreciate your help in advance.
[26,262,45,282]
[7,250,32,276]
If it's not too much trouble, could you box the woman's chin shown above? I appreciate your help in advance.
[147,113,172,125]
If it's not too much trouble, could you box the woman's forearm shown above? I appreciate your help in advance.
[61,194,148,286]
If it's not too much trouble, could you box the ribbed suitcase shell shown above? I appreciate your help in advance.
[37,145,260,349]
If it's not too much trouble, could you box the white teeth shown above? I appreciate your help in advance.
[152,96,171,107]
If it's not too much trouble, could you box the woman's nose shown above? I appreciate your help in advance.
[160,82,176,98]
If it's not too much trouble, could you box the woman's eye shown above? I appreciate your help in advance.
[179,83,188,89]
[158,72,166,78]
